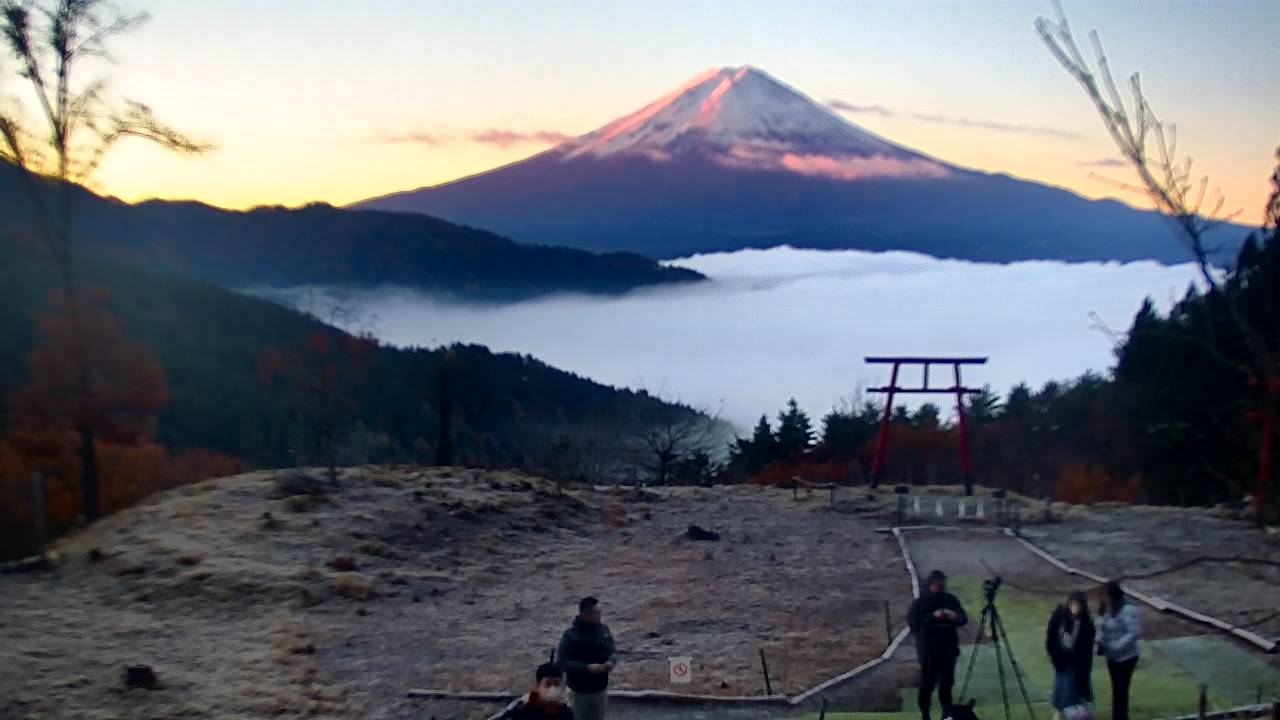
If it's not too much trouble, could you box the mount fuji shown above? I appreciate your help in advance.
[357,67,1225,263]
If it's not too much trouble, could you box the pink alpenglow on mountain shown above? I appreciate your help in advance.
[560,66,949,181]
[357,66,1235,263]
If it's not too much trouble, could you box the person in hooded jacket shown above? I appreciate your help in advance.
[556,597,617,720]
[1046,591,1096,716]
[500,663,575,720]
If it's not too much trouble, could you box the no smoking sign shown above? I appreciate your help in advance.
[668,656,692,684]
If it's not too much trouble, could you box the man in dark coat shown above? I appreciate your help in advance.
[908,570,969,720]
[499,662,575,720]
[556,597,617,720]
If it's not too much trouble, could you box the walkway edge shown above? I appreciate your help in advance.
[1006,529,1278,654]
[787,527,923,706]
[406,688,791,705]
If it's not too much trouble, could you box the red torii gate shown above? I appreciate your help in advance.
[866,356,988,495]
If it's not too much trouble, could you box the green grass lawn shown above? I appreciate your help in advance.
[805,577,1278,720]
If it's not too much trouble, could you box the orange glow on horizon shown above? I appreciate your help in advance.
[92,128,1272,232]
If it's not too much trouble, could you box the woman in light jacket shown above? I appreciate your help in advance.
[1046,591,1095,716]
[1097,581,1142,720]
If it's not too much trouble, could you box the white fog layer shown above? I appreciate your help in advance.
[275,246,1203,430]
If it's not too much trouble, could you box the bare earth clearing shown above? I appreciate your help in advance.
[3,471,1278,720]
[0,468,909,720]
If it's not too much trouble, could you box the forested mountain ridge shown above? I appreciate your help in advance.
[0,161,702,301]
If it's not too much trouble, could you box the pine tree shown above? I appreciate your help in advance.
[731,414,777,475]
[965,385,1002,424]
[775,398,814,459]
[911,403,940,429]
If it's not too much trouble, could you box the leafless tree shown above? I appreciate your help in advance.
[632,398,726,486]
[1037,1,1280,517]
[1,0,208,520]
[2,0,209,294]
[1035,2,1243,280]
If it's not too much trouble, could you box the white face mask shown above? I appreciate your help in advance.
[539,685,566,704]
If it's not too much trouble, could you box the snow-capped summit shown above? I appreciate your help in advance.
[357,67,1191,264]
[560,66,949,180]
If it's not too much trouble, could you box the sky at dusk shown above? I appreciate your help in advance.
[43,0,1280,224]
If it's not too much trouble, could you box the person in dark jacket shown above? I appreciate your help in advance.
[556,597,617,720]
[908,570,969,720]
[499,662,575,720]
[1046,591,1096,714]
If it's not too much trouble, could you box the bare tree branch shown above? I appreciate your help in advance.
[1036,1,1240,288]
[1038,3,1280,514]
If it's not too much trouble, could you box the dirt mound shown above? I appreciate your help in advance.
[0,466,606,719]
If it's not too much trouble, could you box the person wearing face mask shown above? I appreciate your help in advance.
[1046,591,1096,718]
[499,663,575,719]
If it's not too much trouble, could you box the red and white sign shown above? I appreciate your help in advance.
[668,656,692,684]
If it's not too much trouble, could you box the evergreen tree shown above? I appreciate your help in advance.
[775,398,814,458]
[820,403,879,456]
[965,385,1002,423]
[731,414,778,475]
[1004,383,1033,422]
[911,403,941,429]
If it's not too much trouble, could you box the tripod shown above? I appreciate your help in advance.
[956,577,1038,720]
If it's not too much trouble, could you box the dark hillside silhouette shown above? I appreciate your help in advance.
[0,161,703,301]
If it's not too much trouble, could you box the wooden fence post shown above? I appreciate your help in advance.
[758,648,773,696]
[31,473,46,555]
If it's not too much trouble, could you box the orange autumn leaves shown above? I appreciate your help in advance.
[1,291,237,558]
[7,290,169,459]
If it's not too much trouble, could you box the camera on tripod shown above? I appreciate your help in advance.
[957,575,1038,720]
[982,576,1003,601]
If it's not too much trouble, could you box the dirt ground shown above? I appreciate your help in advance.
[0,467,911,720]
[1032,505,1280,641]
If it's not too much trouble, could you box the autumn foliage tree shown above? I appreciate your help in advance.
[3,289,168,538]
[1,0,207,521]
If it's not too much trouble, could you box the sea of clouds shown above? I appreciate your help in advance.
[286,246,1203,431]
